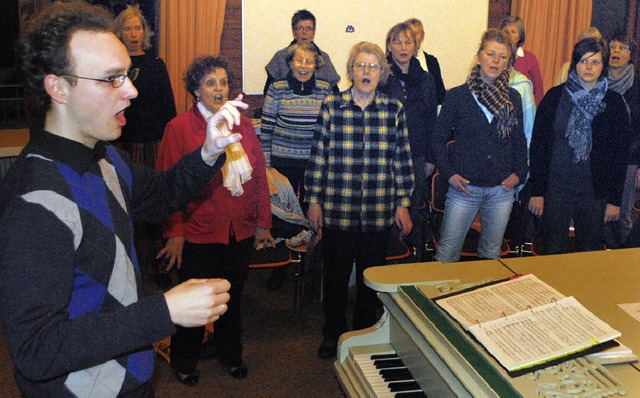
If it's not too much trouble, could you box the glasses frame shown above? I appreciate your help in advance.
[59,68,140,88]
[353,62,380,70]
[610,44,630,52]
[294,26,315,32]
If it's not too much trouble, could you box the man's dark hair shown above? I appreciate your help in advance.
[19,0,113,115]
[570,37,609,78]
[291,9,315,30]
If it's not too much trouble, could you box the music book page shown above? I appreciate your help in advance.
[436,274,566,329]
[435,274,620,372]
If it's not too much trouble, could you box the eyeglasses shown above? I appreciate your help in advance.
[353,62,380,70]
[295,26,315,32]
[610,44,630,52]
[59,68,139,88]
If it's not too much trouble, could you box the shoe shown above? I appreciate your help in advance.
[286,230,312,248]
[172,367,199,386]
[220,357,248,379]
[228,363,248,379]
[317,339,338,359]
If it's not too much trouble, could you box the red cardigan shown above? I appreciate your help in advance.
[157,106,272,244]
[514,49,544,106]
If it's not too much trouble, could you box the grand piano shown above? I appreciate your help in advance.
[334,249,640,397]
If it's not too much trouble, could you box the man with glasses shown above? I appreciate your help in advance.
[264,9,340,94]
[0,1,246,396]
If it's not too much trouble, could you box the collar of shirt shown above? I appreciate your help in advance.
[516,46,525,58]
[28,129,107,174]
[340,88,382,111]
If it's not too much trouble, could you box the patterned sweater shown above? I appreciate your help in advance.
[260,74,332,167]
[0,130,224,397]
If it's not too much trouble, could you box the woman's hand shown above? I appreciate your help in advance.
[395,206,413,236]
[528,196,544,216]
[448,174,470,195]
[425,162,436,178]
[501,173,520,190]
[307,203,323,233]
[156,236,186,271]
[254,227,276,248]
[604,204,620,222]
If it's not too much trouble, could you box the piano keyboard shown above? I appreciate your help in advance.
[353,350,428,397]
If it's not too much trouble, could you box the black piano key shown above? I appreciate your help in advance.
[374,359,405,368]
[395,392,428,398]
[383,371,414,382]
[380,368,411,378]
[371,353,400,360]
[389,380,422,392]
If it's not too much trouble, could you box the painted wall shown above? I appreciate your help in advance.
[242,0,489,94]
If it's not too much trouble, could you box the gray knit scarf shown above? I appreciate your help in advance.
[608,63,634,95]
[565,70,607,162]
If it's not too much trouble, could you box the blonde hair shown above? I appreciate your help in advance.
[346,41,390,85]
[114,5,152,50]
[578,26,602,41]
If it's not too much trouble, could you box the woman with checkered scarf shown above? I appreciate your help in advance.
[432,29,528,262]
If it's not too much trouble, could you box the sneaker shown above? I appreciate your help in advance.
[286,230,312,248]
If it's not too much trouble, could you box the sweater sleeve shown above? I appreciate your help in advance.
[509,90,529,183]
[154,118,191,237]
[393,104,415,208]
[260,84,279,167]
[432,88,458,182]
[526,51,545,106]
[304,97,332,206]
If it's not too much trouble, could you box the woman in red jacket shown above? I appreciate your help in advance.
[156,56,274,385]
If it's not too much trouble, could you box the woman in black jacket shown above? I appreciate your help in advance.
[527,38,629,254]
[380,22,438,261]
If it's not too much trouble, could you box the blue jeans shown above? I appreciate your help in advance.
[435,184,515,262]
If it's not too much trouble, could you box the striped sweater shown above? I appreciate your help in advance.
[260,74,332,166]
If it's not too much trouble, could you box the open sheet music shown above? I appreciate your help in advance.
[435,274,621,373]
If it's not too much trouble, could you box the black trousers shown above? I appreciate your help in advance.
[321,227,390,342]
[170,237,252,372]
[542,192,606,254]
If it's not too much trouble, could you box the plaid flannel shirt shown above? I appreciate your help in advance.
[305,89,414,232]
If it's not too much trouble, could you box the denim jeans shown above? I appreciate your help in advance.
[435,184,515,262]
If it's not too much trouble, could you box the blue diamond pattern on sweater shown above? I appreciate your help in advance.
[58,162,114,232]
[127,349,154,383]
[68,268,107,319]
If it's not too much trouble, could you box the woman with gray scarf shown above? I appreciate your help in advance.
[606,34,640,246]
[527,38,629,254]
